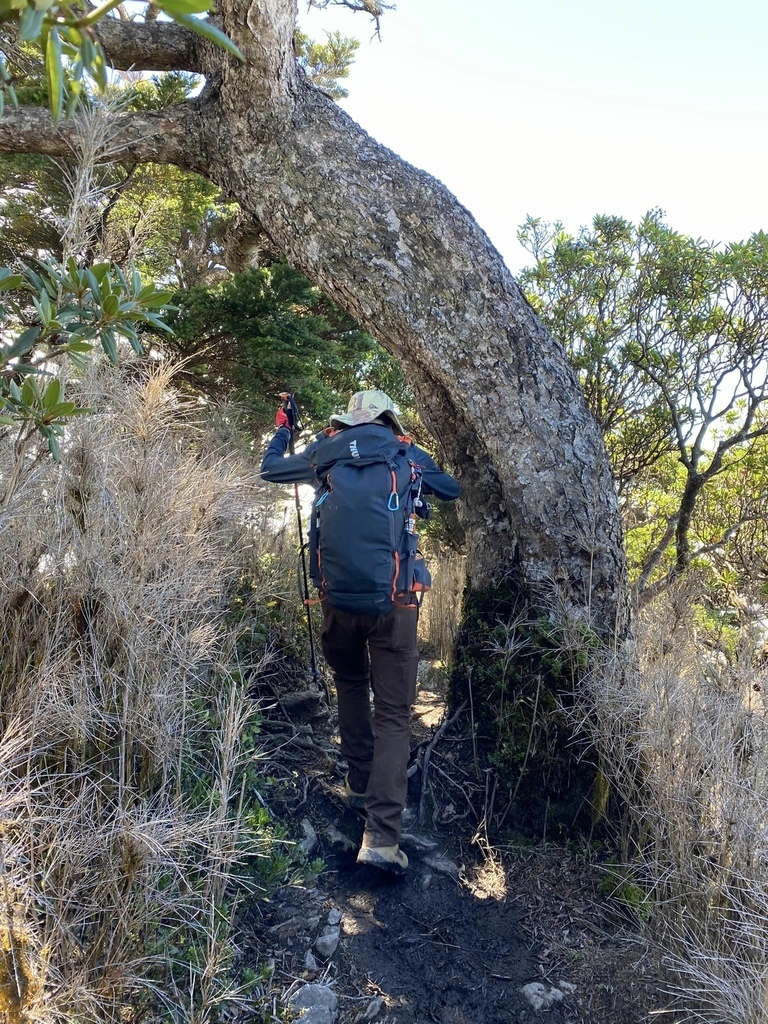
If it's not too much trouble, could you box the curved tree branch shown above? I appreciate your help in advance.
[93,16,202,72]
[0,103,203,167]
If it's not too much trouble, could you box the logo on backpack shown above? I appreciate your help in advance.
[308,424,431,615]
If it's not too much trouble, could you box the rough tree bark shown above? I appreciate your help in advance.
[0,0,629,830]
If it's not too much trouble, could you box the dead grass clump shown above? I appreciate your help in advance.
[578,581,768,1024]
[0,360,281,1021]
[418,549,465,661]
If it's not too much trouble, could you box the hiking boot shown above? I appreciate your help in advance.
[344,773,367,811]
[356,837,408,875]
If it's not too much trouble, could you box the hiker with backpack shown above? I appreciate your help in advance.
[260,390,461,874]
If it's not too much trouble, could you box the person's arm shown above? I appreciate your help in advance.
[259,427,317,484]
[410,444,461,500]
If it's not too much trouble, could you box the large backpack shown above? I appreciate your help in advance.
[307,423,430,615]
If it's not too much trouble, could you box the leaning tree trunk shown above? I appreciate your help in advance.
[0,0,629,832]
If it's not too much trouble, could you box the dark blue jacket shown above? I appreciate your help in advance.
[260,424,461,501]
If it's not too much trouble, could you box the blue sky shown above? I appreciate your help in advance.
[301,0,768,271]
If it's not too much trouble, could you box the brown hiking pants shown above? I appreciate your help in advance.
[321,602,419,848]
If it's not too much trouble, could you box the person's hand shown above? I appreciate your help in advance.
[275,406,292,430]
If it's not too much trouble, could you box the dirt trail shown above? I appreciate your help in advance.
[244,666,667,1024]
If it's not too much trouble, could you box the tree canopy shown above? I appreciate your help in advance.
[166,262,408,429]
[520,211,768,599]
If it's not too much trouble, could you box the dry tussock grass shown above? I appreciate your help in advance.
[418,549,465,661]
[0,360,279,1022]
[577,582,768,1024]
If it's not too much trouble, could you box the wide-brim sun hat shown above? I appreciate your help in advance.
[330,390,405,434]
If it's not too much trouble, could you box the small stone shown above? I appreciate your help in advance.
[268,918,302,940]
[305,915,321,931]
[327,908,342,926]
[422,853,460,878]
[289,984,338,1012]
[558,980,577,994]
[275,904,302,923]
[520,982,565,1012]
[281,691,323,723]
[294,1011,335,1024]
[300,819,319,856]
[420,871,433,891]
[354,995,385,1022]
[400,831,439,853]
[324,825,356,853]
[305,950,318,972]
[314,927,341,958]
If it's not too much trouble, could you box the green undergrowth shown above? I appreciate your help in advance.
[450,573,606,840]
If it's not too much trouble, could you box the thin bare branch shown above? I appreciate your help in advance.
[308,0,394,39]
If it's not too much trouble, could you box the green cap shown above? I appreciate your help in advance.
[330,390,404,433]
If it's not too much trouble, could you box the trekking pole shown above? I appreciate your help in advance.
[279,392,330,704]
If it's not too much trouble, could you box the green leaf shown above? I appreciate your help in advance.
[45,401,75,417]
[171,12,244,59]
[0,272,23,292]
[102,293,120,317]
[138,288,174,309]
[65,79,82,120]
[113,265,128,291]
[4,326,41,361]
[101,329,118,364]
[20,377,36,407]
[90,262,111,283]
[42,378,62,409]
[51,402,90,417]
[19,4,45,40]
[138,311,173,333]
[45,27,64,122]
[86,269,102,303]
[80,34,96,71]
[48,432,61,461]
[66,255,80,282]
[61,24,83,46]
[158,0,212,14]
[0,414,15,426]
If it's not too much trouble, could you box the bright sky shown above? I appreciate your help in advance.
[301,0,768,272]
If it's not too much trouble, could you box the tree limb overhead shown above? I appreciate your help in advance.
[0,105,202,166]
[94,16,202,73]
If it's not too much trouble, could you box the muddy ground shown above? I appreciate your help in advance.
[240,666,672,1024]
